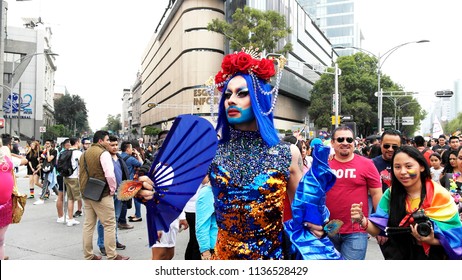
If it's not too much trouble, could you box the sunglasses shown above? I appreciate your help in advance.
[383,144,399,150]
[335,137,354,143]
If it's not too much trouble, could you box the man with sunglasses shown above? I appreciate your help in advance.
[325,126,382,260]
[372,130,402,193]
[371,130,402,252]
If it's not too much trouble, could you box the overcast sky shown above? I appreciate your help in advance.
[6,0,462,132]
[7,0,169,131]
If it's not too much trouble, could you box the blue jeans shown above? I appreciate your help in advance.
[134,199,141,218]
[118,201,127,224]
[329,232,368,260]
[97,196,122,248]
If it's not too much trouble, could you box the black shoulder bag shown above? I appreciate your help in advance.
[82,154,106,201]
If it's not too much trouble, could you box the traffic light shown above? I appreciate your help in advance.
[331,115,341,125]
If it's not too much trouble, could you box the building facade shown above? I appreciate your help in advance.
[2,24,57,140]
[140,0,335,133]
[298,0,362,56]
[121,88,131,139]
[131,72,142,139]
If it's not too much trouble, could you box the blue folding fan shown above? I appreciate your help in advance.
[144,114,218,246]
[119,115,218,247]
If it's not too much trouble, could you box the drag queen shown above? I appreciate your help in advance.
[206,48,303,259]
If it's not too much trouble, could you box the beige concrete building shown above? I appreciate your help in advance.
[141,0,335,134]
[140,0,225,131]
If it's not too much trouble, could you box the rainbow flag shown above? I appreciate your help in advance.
[370,180,462,259]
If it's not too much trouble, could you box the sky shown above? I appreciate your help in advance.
[6,0,170,131]
[356,0,462,132]
[6,0,462,133]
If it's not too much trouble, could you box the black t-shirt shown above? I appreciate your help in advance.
[41,148,58,165]
[372,155,392,193]
[432,144,449,152]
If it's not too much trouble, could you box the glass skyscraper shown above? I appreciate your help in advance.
[298,0,363,56]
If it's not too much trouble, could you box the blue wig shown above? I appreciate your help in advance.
[215,73,280,147]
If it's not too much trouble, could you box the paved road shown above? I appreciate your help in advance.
[5,166,383,260]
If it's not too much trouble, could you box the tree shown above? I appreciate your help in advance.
[54,94,90,136]
[144,126,161,137]
[42,124,72,141]
[103,114,122,134]
[207,6,292,54]
[309,53,425,137]
[445,112,462,135]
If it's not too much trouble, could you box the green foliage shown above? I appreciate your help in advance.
[42,124,72,141]
[144,126,162,136]
[131,128,138,135]
[102,114,122,134]
[445,112,462,134]
[54,94,90,137]
[309,53,425,137]
[207,6,292,54]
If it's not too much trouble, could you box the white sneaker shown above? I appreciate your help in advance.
[33,199,44,205]
[57,216,65,223]
[67,219,80,227]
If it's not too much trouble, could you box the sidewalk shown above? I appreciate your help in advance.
[5,166,382,260]
[5,166,188,260]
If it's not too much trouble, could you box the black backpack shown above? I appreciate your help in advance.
[56,150,75,177]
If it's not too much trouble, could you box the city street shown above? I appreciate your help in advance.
[5,166,383,260]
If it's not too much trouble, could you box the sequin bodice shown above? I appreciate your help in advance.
[209,129,291,259]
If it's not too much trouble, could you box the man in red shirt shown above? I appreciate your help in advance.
[326,126,382,260]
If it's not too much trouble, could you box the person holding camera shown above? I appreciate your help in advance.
[351,145,462,259]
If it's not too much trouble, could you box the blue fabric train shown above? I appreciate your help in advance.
[284,143,343,259]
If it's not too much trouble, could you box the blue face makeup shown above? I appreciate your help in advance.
[226,105,255,124]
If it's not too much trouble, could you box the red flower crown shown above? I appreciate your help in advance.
[214,47,278,91]
[206,47,286,119]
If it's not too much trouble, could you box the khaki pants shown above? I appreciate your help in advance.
[82,195,117,259]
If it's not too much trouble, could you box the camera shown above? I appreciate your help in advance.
[412,210,432,237]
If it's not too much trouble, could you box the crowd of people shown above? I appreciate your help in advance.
[1,48,461,261]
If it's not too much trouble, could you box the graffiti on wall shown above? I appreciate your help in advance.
[2,92,33,119]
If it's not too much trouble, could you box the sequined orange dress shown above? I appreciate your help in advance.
[209,129,291,259]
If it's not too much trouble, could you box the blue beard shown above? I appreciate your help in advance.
[227,106,255,125]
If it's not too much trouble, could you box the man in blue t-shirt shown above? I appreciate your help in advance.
[118,141,143,229]
[371,129,402,255]
[372,130,402,193]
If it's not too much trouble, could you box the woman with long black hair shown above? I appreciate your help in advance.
[351,145,462,259]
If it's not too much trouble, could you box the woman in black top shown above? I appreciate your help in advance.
[26,140,43,199]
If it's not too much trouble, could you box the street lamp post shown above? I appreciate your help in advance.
[333,40,429,133]
[286,58,341,128]
[7,52,58,136]
[396,100,419,131]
